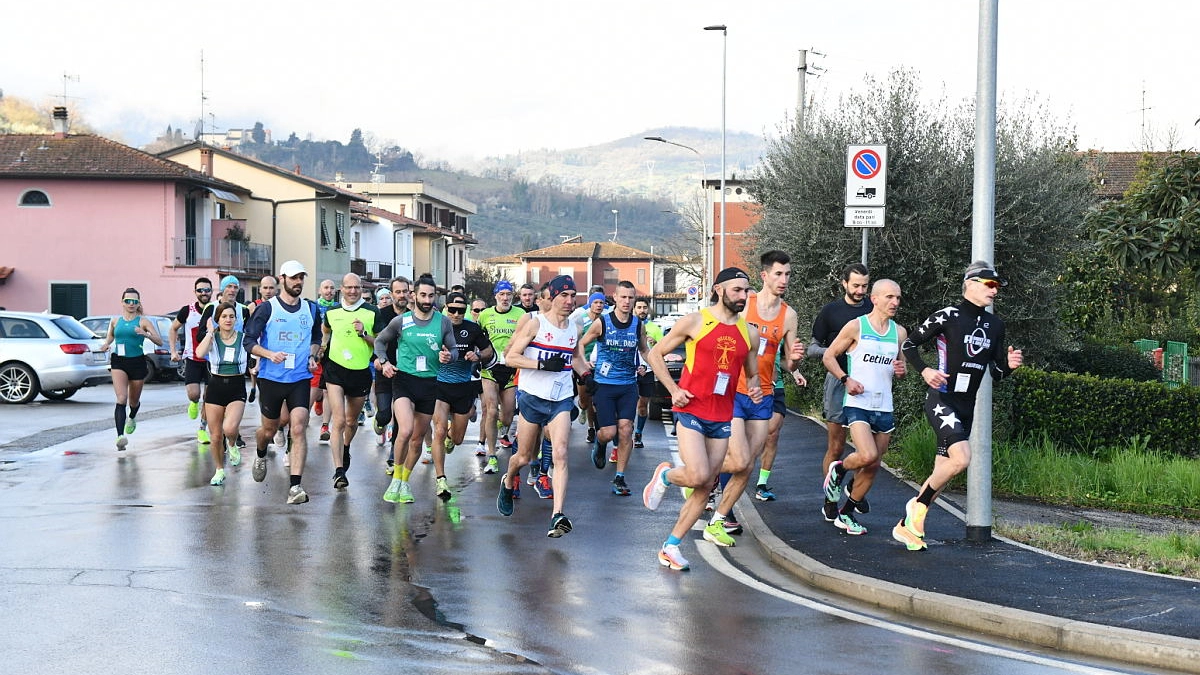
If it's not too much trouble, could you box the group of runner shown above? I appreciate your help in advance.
[118,251,1020,569]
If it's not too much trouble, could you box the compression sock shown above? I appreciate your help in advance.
[636,414,647,434]
[917,485,937,506]
[114,404,126,435]
[758,468,771,485]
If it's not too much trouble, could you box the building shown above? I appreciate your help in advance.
[0,107,253,317]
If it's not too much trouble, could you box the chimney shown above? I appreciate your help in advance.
[52,107,69,138]
[199,148,213,177]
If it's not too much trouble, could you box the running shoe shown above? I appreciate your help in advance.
[755,484,776,501]
[197,428,210,445]
[642,461,671,510]
[658,544,690,571]
[287,485,309,504]
[497,480,515,516]
[835,512,867,535]
[235,435,246,449]
[421,446,433,464]
[703,521,736,547]
[125,418,137,434]
[534,475,554,499]
[314,400,323,416]
[188,401,199,420]
[722,518,743,536]
[116,435,128,451]
[822,501,839,522]
[547,512,572,538]
[904,498,928,538]
[227,442,242,467]
[608,446,617,464]
[210,468,226,486]
[383,478,403,503]
[893,520,928,551]
[611,475,631,496]
[475,442,487,457]
[590,438,606,470]
[633,433,644,449]
[823,461,844,502]
[435,476,452,500]
[320,424,330,442]
[484,456,499,474]
[397,481,414,504]
[333,469,349,489]
[252,456,267,482]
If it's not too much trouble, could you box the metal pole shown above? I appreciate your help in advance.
[967,0,999,544]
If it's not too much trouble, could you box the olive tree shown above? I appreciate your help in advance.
[749,69,1096,350]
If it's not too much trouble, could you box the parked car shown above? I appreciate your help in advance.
[80,315,181,382]
[650,343,687,419]
[0,311,111,403]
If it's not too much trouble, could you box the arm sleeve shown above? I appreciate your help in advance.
[901,311,945,373]
[243,301,271,353]
[373,315,403,363]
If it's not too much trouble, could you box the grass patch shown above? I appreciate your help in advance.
[996,521,1200,579]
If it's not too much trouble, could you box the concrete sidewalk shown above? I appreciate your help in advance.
[737,413,1200,674]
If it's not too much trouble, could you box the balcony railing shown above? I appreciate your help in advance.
[173,237,272,276]
[350,258,394,282]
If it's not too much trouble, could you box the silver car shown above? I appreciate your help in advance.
[0,311,111,403]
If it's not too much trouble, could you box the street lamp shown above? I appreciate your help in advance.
[644,136,709,288]
[611,209,619,242]
[704,24,727,272]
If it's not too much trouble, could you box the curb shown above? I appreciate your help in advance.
[737,490,1200,674]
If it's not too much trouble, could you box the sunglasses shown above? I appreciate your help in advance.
[446,306,467,315]
[971,278,1000,290]
[123,298,140,305]
[195,288,212,293]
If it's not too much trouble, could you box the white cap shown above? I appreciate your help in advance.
[279,260,307,277]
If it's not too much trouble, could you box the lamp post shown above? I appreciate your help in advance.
[644,135,709,288]
[704,24,727,271]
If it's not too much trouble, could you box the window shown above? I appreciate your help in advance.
[637,268,646,285]
[335,211,347,251]
[19,189,50,206]
[320,207,331,248]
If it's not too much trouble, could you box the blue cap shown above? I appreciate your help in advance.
[493,280,515,294]
[219,275,239,291]
[588,292,606,306]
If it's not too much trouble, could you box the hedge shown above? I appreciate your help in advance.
[1012,369,1200,457]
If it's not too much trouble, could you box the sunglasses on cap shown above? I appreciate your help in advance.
[970,278,1000,289]
[446,306,467,315]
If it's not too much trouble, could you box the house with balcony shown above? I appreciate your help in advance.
[335,179,477,292]
[161,143,369,299]
[0,107,254,317]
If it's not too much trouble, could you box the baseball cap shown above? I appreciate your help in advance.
[714,267,750,284]
[963,260,1008,287]
[548,275,576,298]
[279,260,307,277]
[587,292,606,305]
[493,280,515,294]
[219,275,239,291]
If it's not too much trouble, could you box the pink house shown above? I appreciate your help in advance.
[0,108,253,318]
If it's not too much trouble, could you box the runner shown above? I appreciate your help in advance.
[375,275,457,504]
[99,288,163,450]
[580,280,650,496]
[641,268,762,571]
[820,279,907,535]
[810,263,873,520]
[476,280,525,473]
[320,273,383,490]
[431,292,495,500]
[892,262,1023,551]
[707,250,804,546]
[496,275,585,537]
[632,296,664,450]
[168,278,214,444]
[243,260,322,505]
[194,301,250,486]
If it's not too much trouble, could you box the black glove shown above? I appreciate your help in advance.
[581,371,597,394]
[538,355,566,372]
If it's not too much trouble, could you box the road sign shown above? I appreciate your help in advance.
[844,207,885,228]
[845,144,887,207]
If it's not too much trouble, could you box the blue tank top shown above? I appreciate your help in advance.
[256,297,317,384]
[594,312,641,385]
[113,316,144,358]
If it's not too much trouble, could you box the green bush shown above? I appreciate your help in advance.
[1012,369,1200,457]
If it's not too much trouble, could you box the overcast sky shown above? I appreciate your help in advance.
[4,1,1197,163]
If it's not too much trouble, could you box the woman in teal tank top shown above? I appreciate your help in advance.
[100,288,163,450]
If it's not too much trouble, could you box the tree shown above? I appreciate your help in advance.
[749,69,1096,350]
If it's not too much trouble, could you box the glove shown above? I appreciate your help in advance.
[581,371,597,394]
[538,355,566,372]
